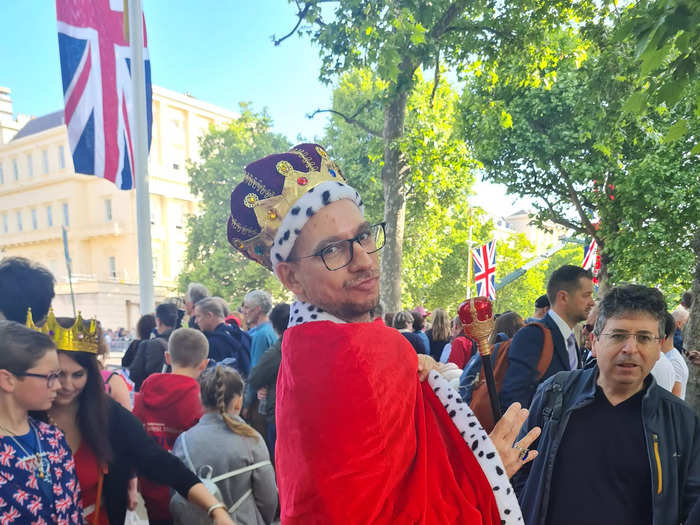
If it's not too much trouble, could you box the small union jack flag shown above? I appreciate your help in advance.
[472,240,497,300]
[56,0,152,189]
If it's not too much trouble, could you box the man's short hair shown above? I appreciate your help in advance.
[244,290,272,314]
[155,302,179,328]
[0,257,55,323]
[393,311,414,330]
[411,311,425,331]
[186,283,209,304]
[663,312,676,339]
[546,265,593,306]
[681,292,693,309]
[593,285,667,337]
[269,303,290,335]
[534,294,550,309]
[168,327,209,368]
[195,297,225,319]
[672,307,689,325]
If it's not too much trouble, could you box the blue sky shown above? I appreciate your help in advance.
[1,1,333,142]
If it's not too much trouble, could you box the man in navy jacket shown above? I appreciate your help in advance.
[500,265,595,412]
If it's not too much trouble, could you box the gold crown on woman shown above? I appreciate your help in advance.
[25,308,99,354]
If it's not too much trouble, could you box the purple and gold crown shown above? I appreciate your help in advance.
[26,308,99,354]
[227,143,346,270]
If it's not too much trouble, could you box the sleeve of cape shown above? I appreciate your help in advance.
[276,320,500,525]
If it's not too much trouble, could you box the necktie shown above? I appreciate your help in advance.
[567,333,578,369]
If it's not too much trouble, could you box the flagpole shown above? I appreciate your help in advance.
[127,0,155,314]
[466,225,473,299]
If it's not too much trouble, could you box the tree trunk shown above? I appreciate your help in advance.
[379,88,410,313]
[683,228,700,416]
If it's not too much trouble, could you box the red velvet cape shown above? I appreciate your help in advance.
[276,319,500,524]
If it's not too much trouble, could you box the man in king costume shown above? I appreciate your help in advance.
[227,143,540,524]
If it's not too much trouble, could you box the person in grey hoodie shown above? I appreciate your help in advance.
[170,366,278,525]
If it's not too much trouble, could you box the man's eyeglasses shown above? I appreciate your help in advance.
[598,331,662,348]
[13,371,62,388]
[290,222,386,271]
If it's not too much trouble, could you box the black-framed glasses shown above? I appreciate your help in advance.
[598,331,661,348]
[292,222,386,271]
[13,371,62,388]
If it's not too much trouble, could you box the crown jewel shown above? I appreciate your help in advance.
[26,308,99,354]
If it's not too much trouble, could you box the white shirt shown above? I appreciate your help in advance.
[547,310,578,370]
[650,353,676,392]
[665,348,689,399]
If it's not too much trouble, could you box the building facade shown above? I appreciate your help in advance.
[0,86,237,330]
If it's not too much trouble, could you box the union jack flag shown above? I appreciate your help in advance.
[56,0,152,190]
[472,241,497,300]
[582,238,601,284]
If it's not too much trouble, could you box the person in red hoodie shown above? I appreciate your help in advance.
[133,327,208,525]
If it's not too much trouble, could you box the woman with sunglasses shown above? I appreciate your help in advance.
[28,310,235,525]
[0,320,84,523]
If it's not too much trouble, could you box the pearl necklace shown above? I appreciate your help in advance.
[0,421,46,479]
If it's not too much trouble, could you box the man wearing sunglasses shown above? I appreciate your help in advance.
[514,284,700,525]
[226,144,538,525]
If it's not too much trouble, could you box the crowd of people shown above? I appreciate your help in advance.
[0,141,698,525]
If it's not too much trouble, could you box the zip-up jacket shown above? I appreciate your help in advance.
[513,367,700,525]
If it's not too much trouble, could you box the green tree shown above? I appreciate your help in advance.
[177,104,291,305]
[277,0,597,311]
[323,68,486,313]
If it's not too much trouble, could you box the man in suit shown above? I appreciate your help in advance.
[500,265,595,411]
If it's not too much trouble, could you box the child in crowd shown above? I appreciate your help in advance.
[0,320,83,523]
[170,366,278,525]
[133,327,209,525]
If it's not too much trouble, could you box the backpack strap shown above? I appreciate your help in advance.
[528,322,554,380]
[228,489,252,514]
[210,460,271,483]
[540,371,568,424]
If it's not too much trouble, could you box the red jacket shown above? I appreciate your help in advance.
[449,335,475,369]
[133,373,203,520]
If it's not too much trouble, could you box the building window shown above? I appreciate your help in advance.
[2,214,7,234]
[58,145,66,169]
[47,205,53,227]
[16,211,22,232]
[104,199,112,222]
[31,209,38,230]
[109,256,117,279]
[26,154,33,178]
[13,159,18,181]
[42,149,49,174]
[62,203,70,227]
[0,163,4,184]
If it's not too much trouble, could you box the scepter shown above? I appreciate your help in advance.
[458,297,501,425]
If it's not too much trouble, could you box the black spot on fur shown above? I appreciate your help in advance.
[310,314,317,320]
[504,509,511,515]
[322,190,331,204]
[296,317,303,323]
[471,440,478,451]
[294,229,301,235]
[486,452,495,459]
[308,305,315,312]
[275,253,283,261]
[449,410,456,417]
[291,206,300,215]
[308,187,315,193]
[283,230,290,241]
[306,207,314,217]
[469,421,476,427]
[496,466,504,476]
